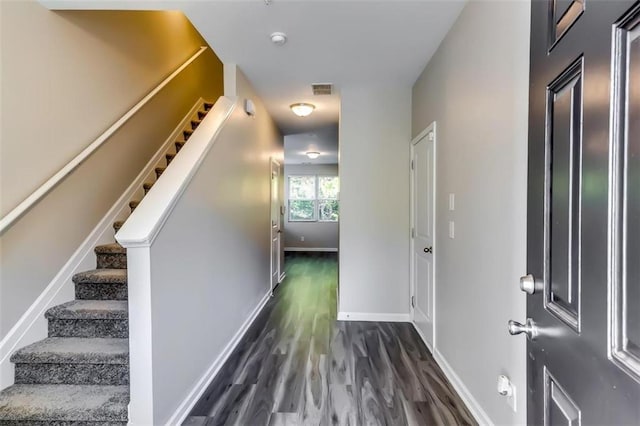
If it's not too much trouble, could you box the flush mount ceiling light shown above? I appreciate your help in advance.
[306,151,320,160]
[270,32,287,46]
[290,103,315,117]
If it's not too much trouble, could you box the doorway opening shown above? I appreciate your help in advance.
[281,124,340,317]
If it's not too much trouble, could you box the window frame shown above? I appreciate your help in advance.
[287,174,339,223]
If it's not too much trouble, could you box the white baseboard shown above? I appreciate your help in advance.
[411,319,434,353]
[431,348,493,426]
[278,272,286,283]
[167,291,271,425]
[0,98,205,390]
[284,247,338,252]
[337,312,411,322]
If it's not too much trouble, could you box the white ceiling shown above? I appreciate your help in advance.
[183,0,466,135]
[41,0,466,135]
[284,124,339,165]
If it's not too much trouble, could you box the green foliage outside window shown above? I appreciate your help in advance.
[288,175,339,222]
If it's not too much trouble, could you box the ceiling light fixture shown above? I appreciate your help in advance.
[290,103,315,117]
[306,151,320,160]
[270,32,287,46]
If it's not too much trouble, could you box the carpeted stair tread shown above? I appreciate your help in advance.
[45,300,127,321]
[204,102,213,110]
[0,384,128,422]
[175,141,186,152]
[10,338,128,365]
[113,221,124,232]
[165,153,175,165]
[72,269,126,285]
[128,200,139,211]
[94,243,125,255]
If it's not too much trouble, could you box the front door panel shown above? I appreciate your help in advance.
[528,1,640,424]
[610,3,640,384]
[545,57,583,332]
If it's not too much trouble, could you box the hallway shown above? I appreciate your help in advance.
[184,253,474,425]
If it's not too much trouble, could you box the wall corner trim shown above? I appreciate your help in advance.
[166,291,272,425]
[432,347,494,426]
[337,312,411,322]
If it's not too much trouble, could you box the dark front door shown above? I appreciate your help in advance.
[522,0,640,424]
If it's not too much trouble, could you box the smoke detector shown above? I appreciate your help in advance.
[270,32,287,46]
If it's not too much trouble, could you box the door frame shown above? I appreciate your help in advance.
[410,121,437,351]
[270,158,283,295]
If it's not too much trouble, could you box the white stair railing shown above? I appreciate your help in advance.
[0,46,209,236]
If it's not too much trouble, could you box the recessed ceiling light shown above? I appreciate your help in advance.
[270,32,287,46]
[306,151,320,159]
[290,103,315,117]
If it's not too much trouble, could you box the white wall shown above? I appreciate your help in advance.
[283,163,339,250]
[412,1,530,424]
[339,86,411,320]
[128,67,282,424]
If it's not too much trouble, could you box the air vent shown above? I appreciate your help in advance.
[312,83,333,95]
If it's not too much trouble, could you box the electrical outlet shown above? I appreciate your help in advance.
[497,375,517,413]
[300,236,305,242]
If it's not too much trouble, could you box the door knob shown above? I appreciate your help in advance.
[424,247,433,254]
[520,274,536,294]
[508,318,538,341]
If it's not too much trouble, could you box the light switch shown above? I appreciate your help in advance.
[449,193,455,211]
[449,221,455,239]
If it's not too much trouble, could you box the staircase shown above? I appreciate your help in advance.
[0,101,214,425]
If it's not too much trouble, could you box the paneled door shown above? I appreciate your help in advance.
[515,1,640,424]
[411,124,435,350]
[270,159,282,294]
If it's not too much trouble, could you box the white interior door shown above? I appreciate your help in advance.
[270,159,282,293]
[411,125,435,350]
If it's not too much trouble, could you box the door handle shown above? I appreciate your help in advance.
[520,274,536,295]
[424,247,433,254]
[508,318,538,341]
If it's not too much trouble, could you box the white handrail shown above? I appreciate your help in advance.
[116,96,236,249]
[0,46,209,236]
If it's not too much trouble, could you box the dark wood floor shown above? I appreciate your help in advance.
[184,253,475,426]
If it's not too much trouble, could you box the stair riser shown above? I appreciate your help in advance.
[48,320,128,339]
[75,284,127,301]
[96,254,126,269]
[14,364,128,386]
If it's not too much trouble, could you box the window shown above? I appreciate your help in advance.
[288,175,339,222]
